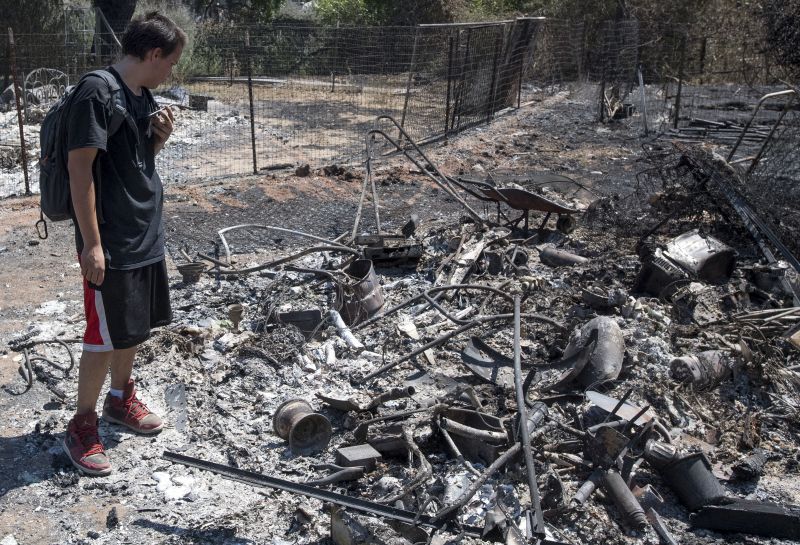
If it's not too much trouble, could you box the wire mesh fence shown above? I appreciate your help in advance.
[0,11,797,200]
[1,16,543,193]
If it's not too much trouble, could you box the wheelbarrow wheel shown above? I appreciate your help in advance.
[556,215,577,234]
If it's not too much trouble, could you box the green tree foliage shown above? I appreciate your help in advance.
[1,0,64,34]
[315,0,462,25]
[191,0,285,22]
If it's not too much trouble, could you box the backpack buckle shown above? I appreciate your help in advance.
[35,218,49,240]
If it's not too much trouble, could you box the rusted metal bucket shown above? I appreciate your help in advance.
[273,399,332,454]
[337,259,384,326]
[177,262,205,283]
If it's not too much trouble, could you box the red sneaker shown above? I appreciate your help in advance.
[62,411,111,476]
[102,379,163,434]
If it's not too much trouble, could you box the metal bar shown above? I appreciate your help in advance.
[351,146,373,240]
[487,32,503,123]
[364,119,484,223]
[163,451,483,536]
[445,35,454,137]
[399,28,419,138]
[433,442,522,520]
[368,160,381,235]
[513,296,545,536]
[361,310,562,382]
[419,20,520,28]
[245,31,258,174]
[454,28,471,132]
[673,33,686,129]
[638,64,648,135]
[354,283,517,331]
[746,94,796,176]
[8,28,30,195]
[516,24,524,109]
[727,89,797,162]
[94,6,122,48]
[217,224,353,267]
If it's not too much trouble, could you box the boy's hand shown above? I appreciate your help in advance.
[80,244,105,287]
[151,106,175,153]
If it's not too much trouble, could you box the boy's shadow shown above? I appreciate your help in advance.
[0,420,133,498]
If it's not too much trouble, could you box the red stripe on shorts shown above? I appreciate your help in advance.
[82,276,111,348]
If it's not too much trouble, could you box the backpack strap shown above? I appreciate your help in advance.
[84,69,136,139]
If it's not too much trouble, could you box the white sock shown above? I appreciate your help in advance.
[109,388,124,399]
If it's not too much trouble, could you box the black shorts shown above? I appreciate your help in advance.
[82,260,172,351]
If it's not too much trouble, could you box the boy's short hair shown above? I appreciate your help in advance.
[121,11,187,60]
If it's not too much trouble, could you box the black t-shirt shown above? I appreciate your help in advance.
[66,67,165,270]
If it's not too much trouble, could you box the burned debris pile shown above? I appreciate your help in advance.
[6,125,800,544]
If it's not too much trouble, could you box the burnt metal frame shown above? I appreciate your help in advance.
[353,284,562,381]
[351,115,485,240]
[163,451,485,536]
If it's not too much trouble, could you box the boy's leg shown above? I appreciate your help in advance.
[109,345,138,390]
[76,350,113,415]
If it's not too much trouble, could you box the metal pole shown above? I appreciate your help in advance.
[444,35,454,138]
[726,89,797,162]
[698,36,707,85]
[245,30,257,174]
[8,28,30,196]
[454,28,471,131]
[638,63,648,135]
[746,94,796,176]
[399,27,419,138]
[487,32,503,122]
[673,32,686,130]
[513,296,545,537]
[516,28,524,109]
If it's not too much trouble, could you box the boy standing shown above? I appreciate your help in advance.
[62,12,187,475]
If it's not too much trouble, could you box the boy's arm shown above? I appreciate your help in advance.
[68,147,105,287]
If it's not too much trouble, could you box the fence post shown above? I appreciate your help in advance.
[673,32,686,129]
[487,32,503,122]
[399,27,419,140]
[8,28,30,196]
[454,28,471,132]
[698,36,707,85]
[445,35,454,139]
[245,30,257,174]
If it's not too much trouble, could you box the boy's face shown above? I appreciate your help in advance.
[144,44,183,88]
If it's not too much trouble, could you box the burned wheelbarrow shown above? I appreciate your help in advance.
[454,176,580,234]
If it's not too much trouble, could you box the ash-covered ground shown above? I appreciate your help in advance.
[1,90,799,545]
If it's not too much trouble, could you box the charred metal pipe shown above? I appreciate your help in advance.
[439,423,481,477]
[539,246,589,267]
[365,386,416,410]
[602,469,647,530]
[432,442,522,522]
[379,428,432,503]
[572,468,603,506]
[164,451,484,536]
[354,284,517,332]
[440,417,509,443]
[216,245,360,276]
[217,224,356,269]
[646,507,679,545]
[361,311,561,382]
[514,296,545,536]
